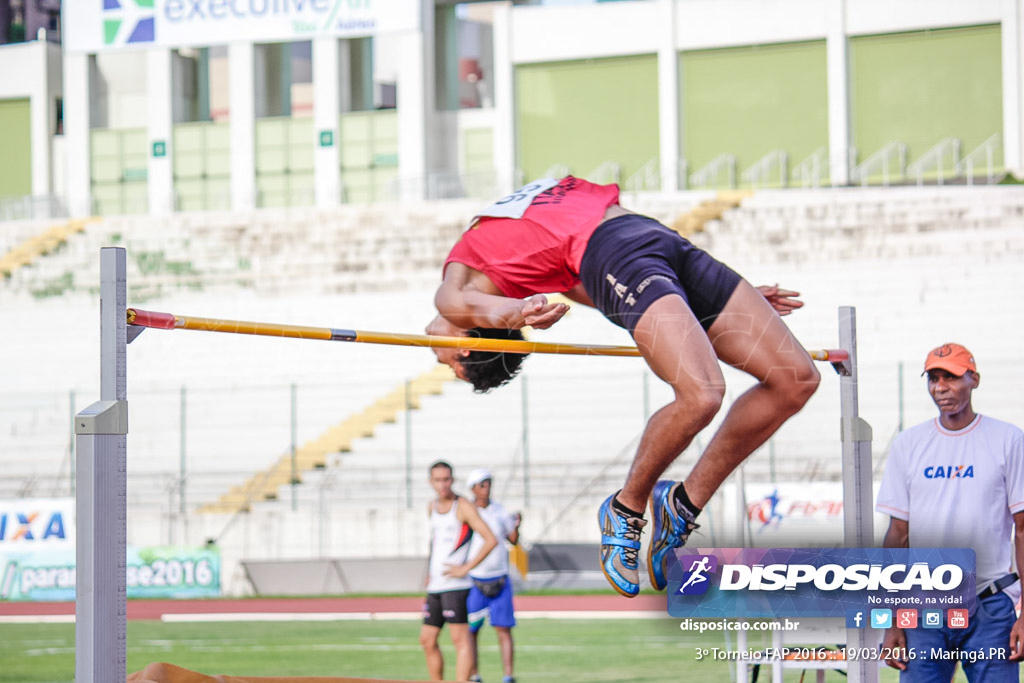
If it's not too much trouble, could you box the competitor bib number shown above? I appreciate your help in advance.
[471,178,560,224]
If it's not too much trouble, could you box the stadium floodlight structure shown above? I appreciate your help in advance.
[76,247,875,683]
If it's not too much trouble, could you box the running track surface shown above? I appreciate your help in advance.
[0,594,666,620]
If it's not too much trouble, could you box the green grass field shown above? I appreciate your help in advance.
[0,617,919,683]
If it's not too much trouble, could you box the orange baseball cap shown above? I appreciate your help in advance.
[922,343,977,376]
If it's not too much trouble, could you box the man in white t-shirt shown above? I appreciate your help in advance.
[464,468,521,683]
[876,343,1024,681]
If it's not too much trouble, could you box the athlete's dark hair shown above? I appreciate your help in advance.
[429,460,453,475]
[458,328,529,393]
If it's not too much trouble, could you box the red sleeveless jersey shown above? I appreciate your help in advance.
[444,176,620,298]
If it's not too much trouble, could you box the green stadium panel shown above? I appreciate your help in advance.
[0,99,32,198]
[341,167,373,204]
[373,111,399,157]
[255,118,288,148]
[289,141,315,173]
[90,128,147,215]
[680,40,828,188]
[463,127,494,174]
[172,153,204,180]
[173,121,232,211]
[122,129,148,157]
[340,139,373,169]
[122,180,149,215]
[173,125,205,179]
[257,148,288,174]
[257,174,288,208]
[288,118,315,174]
[205,122,230,151]
[339,110,400,203]
[850,24,1003,181]
[174,125,204,153]
[174,178,206,212]
[515,55,659,183]
[91,157,124,184]
[91,183,122,216]
[340,111,372,141]
[206,178,231,210]
[287,171,315,206]
[206,147,231,177]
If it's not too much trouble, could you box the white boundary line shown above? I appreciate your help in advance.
[0,610,668,624]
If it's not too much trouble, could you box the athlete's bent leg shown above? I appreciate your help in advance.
[617,294,727,512]
[686,279,820,508]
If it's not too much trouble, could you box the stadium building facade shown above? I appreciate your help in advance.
[0,0,1021,218]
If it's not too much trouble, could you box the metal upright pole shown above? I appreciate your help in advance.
[837,306,877,683]
[405,379,413,509]
[290,383,298,512]
[69,390,76,496]
[74,247,128,683]
[521,375,530,507]
[180,385,188,540]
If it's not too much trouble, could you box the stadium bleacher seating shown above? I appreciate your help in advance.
[2,184,1023,592]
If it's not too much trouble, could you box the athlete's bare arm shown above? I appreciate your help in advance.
[444,501,498,578]
[436,263,568,330]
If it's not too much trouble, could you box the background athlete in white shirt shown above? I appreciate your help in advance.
[420,461,497,682]
[464,468,522,683]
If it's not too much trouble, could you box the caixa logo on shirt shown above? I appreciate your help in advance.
[923,465,975,479]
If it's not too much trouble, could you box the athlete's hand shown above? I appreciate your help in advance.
[521,294,568,329]
[1009,614,1024,660]
[757,284,803,316]
[882,627,908,670]
[443,563,470,579]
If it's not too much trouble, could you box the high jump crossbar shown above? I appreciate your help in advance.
[77,248,876,683]
[125,307,850,365]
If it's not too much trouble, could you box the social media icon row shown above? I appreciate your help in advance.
[846,609,968,629]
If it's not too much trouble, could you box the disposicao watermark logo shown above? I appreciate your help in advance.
[667,548,976,619]
[678,555,718,595]
[103,0,156,46]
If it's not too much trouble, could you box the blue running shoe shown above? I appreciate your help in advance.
[647,480,700,591]
[598,493,647,597]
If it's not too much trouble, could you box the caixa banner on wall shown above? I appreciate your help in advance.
[0,498,74,547]
[64,0,421,54]
[667,548,976,619]
[0,546,221,601]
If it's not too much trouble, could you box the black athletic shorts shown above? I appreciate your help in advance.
[578,214,742,334]
[422,588,470,627]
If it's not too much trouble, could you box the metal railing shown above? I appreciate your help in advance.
[961,133,1003,185]
[906,137,961,186]
[740,149,788,189]
[689,153,737,189]
[793,147,829,189]
[850,141,907,187]
[388,170,499,202]
[0,194,69,222]
[585,161,621,186]
[623,158,660,193]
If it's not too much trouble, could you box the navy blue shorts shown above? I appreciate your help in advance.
[578,214,742,334]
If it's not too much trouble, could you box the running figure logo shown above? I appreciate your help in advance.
[750,489,785,531]
[677,554,718,595]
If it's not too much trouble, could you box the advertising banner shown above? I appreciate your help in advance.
[0,546,221,601]
[667,547,976,619]
[64,0,421,54]
[0,498,74,548]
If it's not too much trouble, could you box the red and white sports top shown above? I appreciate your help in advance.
[444,176,620,298]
